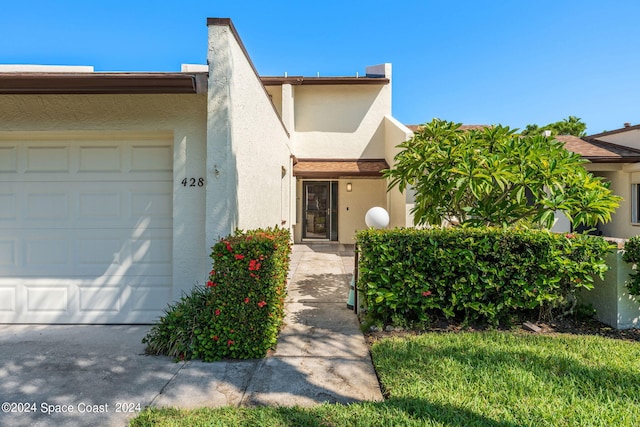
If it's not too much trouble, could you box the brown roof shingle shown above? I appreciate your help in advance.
[556,135,640,163]
[293,159,389,178]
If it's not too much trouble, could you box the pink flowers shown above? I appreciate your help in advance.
[422,291,432,297]
[215,309,221,316]
[235,254,245,260]
[565,233,576,239]
[257,300,267,308]
[244,297,250,304]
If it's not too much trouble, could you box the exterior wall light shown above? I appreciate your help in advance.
[346,182,352,192]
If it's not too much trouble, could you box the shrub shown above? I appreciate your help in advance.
[143,227,291,361]
[622,236,640,296]
[356,227,612,326]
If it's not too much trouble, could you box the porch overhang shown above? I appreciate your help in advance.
[293,158,389,179]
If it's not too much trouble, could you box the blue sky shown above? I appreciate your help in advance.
[1,1,639,134]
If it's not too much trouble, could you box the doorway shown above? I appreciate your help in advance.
[303,181,338,240]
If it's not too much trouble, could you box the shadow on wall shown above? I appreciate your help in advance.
[294,85,384,133]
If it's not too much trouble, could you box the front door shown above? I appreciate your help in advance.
[303,181,338,240]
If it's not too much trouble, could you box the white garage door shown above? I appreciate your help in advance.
[0,133,173,323]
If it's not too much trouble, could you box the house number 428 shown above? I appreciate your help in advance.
[181,177,205,187]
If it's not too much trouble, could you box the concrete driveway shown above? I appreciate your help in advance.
[0,244,382,427]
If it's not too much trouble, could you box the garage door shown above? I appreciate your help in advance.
[0,133,173,323]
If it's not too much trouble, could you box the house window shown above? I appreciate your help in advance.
[632,184,640,224]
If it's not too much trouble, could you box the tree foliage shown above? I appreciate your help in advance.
[521,115,587,137]
[384,119,621,228]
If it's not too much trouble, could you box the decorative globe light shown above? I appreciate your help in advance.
[365,207,389,229]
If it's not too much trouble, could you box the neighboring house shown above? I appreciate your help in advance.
[0,18,411,324]
[561,126,640,239]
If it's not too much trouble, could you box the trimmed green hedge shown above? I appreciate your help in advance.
[143,227,291,361]
[356,228,612,326]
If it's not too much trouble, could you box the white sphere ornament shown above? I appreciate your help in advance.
[365,207,390,229]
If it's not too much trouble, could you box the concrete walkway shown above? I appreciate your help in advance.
[0,244,382,427]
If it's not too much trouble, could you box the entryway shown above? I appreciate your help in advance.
[302,181,338,241]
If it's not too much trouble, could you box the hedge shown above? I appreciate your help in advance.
[356,227,612,326]
[143,227,291,361]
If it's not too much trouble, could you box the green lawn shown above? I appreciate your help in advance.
[130,331,640,427]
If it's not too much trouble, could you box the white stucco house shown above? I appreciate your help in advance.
[556,128,640,239]
[0,18,412,324]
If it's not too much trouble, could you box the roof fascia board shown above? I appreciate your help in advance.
[0,72,206,94]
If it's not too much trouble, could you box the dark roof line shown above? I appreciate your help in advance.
[0,72,208,94]
[261,76,389,86]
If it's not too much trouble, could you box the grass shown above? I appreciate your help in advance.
[130,331,640,427]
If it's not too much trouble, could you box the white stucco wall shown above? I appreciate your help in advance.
[0,93,208,302]
[292,83,391,159]
[383,115,413,229]
[207,21,293,243]
[339,179,388,244]
[580,250,640,329]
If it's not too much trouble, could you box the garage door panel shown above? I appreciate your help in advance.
[26,285,69,312]
[24,237,71,270]
[26,145,69,173]
[0,191,17,220]
[0,239,16,266]
[0,135,173,324]
[78,192,122,219]
[79,286,121,312]
[78,145,122,172]
[26,192,69,220]
[0,145,17,171]
[0,287,16,311]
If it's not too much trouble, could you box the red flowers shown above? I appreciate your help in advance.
[207,281,217,288]
[225,241,233,252]
[215,309,221,316]
[227,340,234,346]
[422,291,432,297]
[257,300,267,308]
[212,335,219,341]
[249,259,261,271]
[235,254,245,260]
[565,233,576,239]
[244,297,250,304]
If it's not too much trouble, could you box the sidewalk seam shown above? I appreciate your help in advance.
[147,361,188,407]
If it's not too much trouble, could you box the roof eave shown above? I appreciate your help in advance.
[0,72,208,94]
[261,76,390,86]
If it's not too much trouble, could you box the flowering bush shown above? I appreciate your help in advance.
[357,228,613,326]
[143,227,291,361]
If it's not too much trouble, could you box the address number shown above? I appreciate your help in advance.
[181,177,205,187]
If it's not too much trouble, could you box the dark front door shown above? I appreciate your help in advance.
[303,181,337,240]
